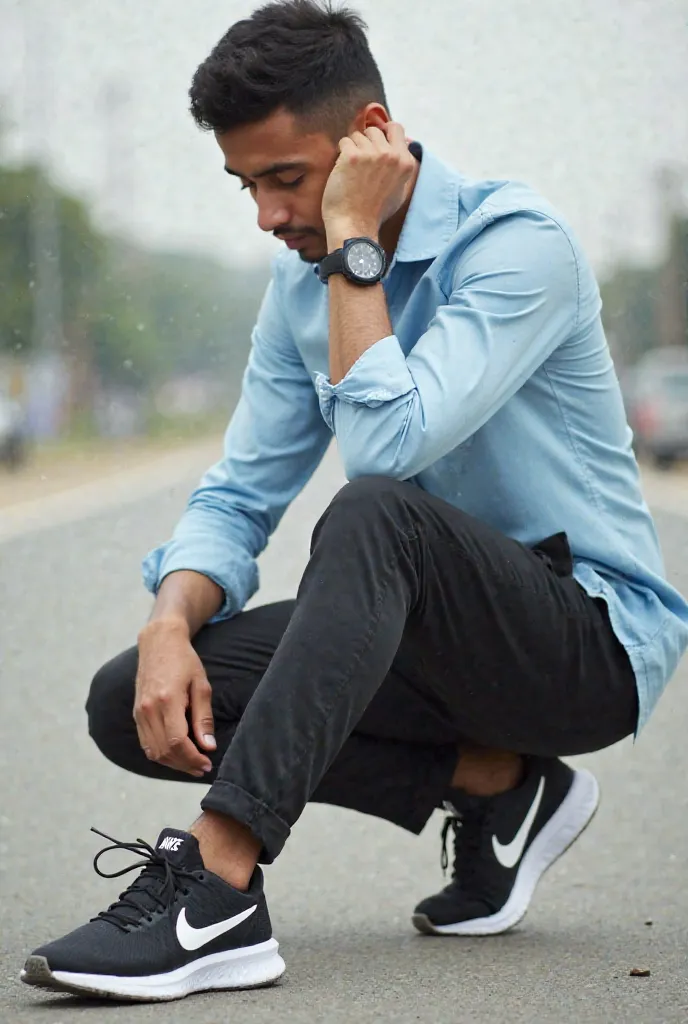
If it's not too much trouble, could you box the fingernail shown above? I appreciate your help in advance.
[203,734,216,750]
[203,764,213,773]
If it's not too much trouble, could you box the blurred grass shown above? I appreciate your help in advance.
[34,409,229,462]
[0,411,229,509]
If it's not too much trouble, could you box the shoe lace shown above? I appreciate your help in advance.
[88,827,200,933]
[440,805,491,885]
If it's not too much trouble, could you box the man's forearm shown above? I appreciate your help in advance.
[326,222,392,385]
[141,570,224,641]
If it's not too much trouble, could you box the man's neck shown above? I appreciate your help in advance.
[378,154,421,260]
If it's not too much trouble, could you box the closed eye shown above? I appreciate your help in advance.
[240,176,305,192]
[279,175,305,189]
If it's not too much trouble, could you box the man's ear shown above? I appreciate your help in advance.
[363,104,390,132]
[350,102,390,135]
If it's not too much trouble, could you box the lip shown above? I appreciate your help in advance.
[282,235,307,250]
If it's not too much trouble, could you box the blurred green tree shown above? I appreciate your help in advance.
[0,163,103,356]
[601,214,687,369]
[0,156,269,431]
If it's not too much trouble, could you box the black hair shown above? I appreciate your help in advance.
[189,0,389,137]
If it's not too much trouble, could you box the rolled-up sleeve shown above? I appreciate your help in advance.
[142,264,331,620]
[317,211,581,481]
[315,334,416,427]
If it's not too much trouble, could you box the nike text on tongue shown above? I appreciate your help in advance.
[154,829,205,871]
[158,836,184,853]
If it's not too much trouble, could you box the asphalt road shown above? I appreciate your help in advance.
[1,446,687,1024]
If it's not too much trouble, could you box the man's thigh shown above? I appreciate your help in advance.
[193,601,456,744]
[86,597,458,765]
[388,492,638,757]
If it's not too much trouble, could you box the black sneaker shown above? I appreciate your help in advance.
[21,827,285,1002]
[412,757,599,936]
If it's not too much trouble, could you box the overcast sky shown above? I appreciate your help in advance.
[1,0,686,273]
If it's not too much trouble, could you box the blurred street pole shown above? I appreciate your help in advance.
[655,165,687,353]
[23,0,63,355]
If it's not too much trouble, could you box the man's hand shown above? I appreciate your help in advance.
[134,619,216,778]
[321,122,416,240]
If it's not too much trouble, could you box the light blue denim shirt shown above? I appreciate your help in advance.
[143,143,688,733]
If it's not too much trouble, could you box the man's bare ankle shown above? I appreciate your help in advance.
[451,748,526,797]
[189,810,260,892]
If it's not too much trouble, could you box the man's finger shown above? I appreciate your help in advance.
[349,130,374,152]
[363,125,387,148]
[190,673,216,752]
[164,733,210,775]
[382,121,408,151]
[161,700,212,775]
[134,692,164,762]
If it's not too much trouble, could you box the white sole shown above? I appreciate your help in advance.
[412,767,600,937]
[21,938,285,1002]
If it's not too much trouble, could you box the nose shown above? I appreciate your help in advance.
[256,196,291,234]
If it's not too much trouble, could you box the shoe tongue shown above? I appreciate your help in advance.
[154,828,204,872]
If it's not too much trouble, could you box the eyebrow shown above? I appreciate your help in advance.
[224,161,308,179]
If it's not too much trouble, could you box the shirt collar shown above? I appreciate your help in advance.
[392,141,463,264]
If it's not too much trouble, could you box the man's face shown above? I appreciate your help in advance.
[217,108,341,264]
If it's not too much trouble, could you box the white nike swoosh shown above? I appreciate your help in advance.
[175,904,257,952]
[492,776,545,869]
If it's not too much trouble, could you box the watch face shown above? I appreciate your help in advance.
[345,241,384,280]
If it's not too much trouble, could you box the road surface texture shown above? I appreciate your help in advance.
[1,444,687,1024]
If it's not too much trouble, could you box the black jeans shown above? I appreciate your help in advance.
[87,477,638,863]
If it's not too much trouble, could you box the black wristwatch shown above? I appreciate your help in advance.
[318,237,387,286]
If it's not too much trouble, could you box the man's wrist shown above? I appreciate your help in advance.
[325,219,379,253]
[138,615,191,646]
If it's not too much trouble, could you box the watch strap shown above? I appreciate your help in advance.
[318,248,346,284]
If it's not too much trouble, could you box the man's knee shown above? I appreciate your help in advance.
[311,476,421,556]
[86,647,138,764]
[320,476,412,527]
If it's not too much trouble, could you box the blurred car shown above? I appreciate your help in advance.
[0,394,28,470]
[622,347,688,469]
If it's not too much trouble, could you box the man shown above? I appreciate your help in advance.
[22,0,688,1004]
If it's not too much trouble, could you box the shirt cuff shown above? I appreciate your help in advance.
[141,541,259,623]
[315,334,415,429]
